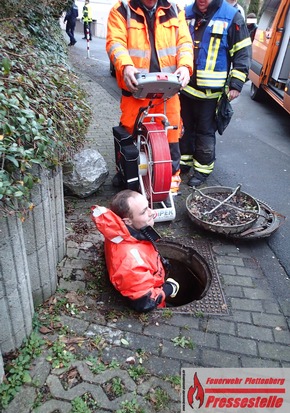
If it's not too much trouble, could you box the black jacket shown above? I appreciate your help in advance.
[64,4,79,25]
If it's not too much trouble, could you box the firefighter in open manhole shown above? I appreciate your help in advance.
[92,190,212,312]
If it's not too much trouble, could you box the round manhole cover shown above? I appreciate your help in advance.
[186,186,284,240]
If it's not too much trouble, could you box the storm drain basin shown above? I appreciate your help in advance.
[157,240,212,307]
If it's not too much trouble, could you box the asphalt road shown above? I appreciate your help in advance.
[214,81,290,303]
[70,33,290,282]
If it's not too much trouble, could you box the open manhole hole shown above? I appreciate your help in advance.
[99,239,228,315]
[158,239,228,315]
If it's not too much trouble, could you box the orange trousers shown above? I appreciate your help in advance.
[120,94,181,144]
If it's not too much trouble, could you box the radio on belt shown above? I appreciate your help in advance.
[133,72,181,99]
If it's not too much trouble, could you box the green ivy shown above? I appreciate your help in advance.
[0,0,91,215]
[0,332,45,410]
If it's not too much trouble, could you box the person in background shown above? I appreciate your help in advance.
[247,12,258,42]
[106,0,193,195]
[91,190,180,312]
[64,1,79,46]
[226,0,245,19]
[82,0,93,40]
[179,0,251,186]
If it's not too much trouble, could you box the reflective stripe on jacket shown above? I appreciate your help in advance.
[106,0,193,92]
[91,206,166,311]
[83,4,92,22]
[183,0,251,98]
[186,1,235,89]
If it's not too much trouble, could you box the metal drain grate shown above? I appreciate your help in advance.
[166,238,229,315]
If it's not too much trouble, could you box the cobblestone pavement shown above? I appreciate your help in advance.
[3,35,290,413]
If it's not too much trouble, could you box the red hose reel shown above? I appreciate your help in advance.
[113,72,182,221]
[139,122,172,204]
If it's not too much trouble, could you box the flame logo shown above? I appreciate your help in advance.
[187,372,205,410]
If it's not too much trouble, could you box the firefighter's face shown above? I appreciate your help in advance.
[140,0,158,10]
[196,0,213,13]
[126,193,155,229]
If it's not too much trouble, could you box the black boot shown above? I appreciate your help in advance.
[180,164,191,174]
[187,171,208,187]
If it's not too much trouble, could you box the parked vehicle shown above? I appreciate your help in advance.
[246,12,258,42]
[249,0,290,114]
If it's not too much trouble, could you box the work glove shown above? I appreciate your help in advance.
[166,278,180,298]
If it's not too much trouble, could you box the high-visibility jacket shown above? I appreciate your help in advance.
[91,206,166,312]
[106,0,193,92]
[82,4,92,23]
[182,0,251,99]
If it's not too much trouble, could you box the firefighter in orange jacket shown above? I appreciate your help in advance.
[106,0,193,194]
[92,190,179,312]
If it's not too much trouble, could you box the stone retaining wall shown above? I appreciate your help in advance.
[0,351,3,384]
[0,167,66,369]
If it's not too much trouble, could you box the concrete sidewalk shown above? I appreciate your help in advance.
[3,36,290,413]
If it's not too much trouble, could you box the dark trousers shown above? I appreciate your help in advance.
[66,22,76,44]
[179,93,218,167]
[169,142,181,174]
[83,22,92,40]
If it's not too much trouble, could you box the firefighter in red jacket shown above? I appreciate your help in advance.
[106,0,193,194]
[92,190,179,312]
